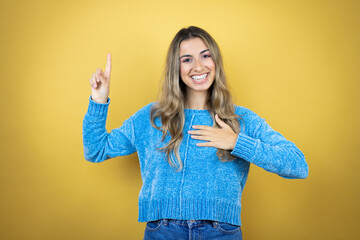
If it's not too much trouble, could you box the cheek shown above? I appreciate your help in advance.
[211,63,215,72]
[210,60,216,71]
[180,64,190,78]
[206,59,216,72]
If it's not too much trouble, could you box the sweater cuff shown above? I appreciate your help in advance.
[86,96,110,117]
[231,133,258,161]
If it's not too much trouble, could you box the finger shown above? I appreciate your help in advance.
[192,125,213,130]
[96,73,100,82]
[215,114,229,129]
[190,135,212,141]
[196,142,215,147]
[90,78,97,89]
[96,68,104,77]
[90,74,97,88]
[188,129,211,136]
[89,77,94,88]
[104,53,111,79]
[96,68,103,77]
[96,70,107,84]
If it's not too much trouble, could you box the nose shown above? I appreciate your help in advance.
[193,58,204,72]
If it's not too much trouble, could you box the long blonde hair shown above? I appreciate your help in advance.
[150,26,240,171]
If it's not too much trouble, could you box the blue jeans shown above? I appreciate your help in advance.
[143,219,242,240]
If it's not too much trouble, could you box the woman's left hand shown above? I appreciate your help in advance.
[188,114,238,150]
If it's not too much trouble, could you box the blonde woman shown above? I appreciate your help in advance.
[83,26,308,239]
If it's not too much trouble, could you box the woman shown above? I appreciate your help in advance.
[83,26,309,239]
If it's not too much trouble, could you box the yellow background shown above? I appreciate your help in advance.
[1,0,359,239]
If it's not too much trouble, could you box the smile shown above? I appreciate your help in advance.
[191,73,208,83]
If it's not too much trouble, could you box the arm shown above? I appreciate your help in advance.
[189,113,308,179]
[83,53,136,163]
[82,98,136,163]
[231,117,309,179]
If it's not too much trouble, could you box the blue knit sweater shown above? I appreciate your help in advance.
[82,97,308,226]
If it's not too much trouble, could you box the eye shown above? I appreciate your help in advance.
[202,54,212,59]
[182,58,193,63]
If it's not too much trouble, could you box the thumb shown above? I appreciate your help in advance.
[215,114,229,129]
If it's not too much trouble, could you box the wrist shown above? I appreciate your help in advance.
[91,96,108,104]
[230,133,237,150]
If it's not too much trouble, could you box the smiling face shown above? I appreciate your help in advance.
[179,37,216,97]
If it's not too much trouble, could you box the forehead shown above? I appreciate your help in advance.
[179,37,208,55]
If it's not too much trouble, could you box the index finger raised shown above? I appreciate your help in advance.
[104,53,112,79]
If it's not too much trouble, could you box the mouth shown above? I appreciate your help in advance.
[191,73,208,83]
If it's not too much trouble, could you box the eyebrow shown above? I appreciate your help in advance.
[179,49,210,59]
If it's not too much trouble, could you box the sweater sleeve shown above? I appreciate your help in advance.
[230,113,309,179]
[82,97,136,163]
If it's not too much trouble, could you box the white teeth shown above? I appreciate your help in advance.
[191,74,207,81]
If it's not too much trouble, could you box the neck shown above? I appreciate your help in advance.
[184,90,208,110]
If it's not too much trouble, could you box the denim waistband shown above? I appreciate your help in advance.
[159,219,221,228]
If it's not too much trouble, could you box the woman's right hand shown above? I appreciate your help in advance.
[89,53,112,103]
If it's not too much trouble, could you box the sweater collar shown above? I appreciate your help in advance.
[184,108,210,115]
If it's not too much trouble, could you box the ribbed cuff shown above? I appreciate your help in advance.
[231,133,258,161]
[86,96,110,117]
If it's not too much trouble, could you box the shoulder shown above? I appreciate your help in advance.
[135,102,157,114]
[128,102,157,122]
[234,105,264,133]
[234,105,262,120]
